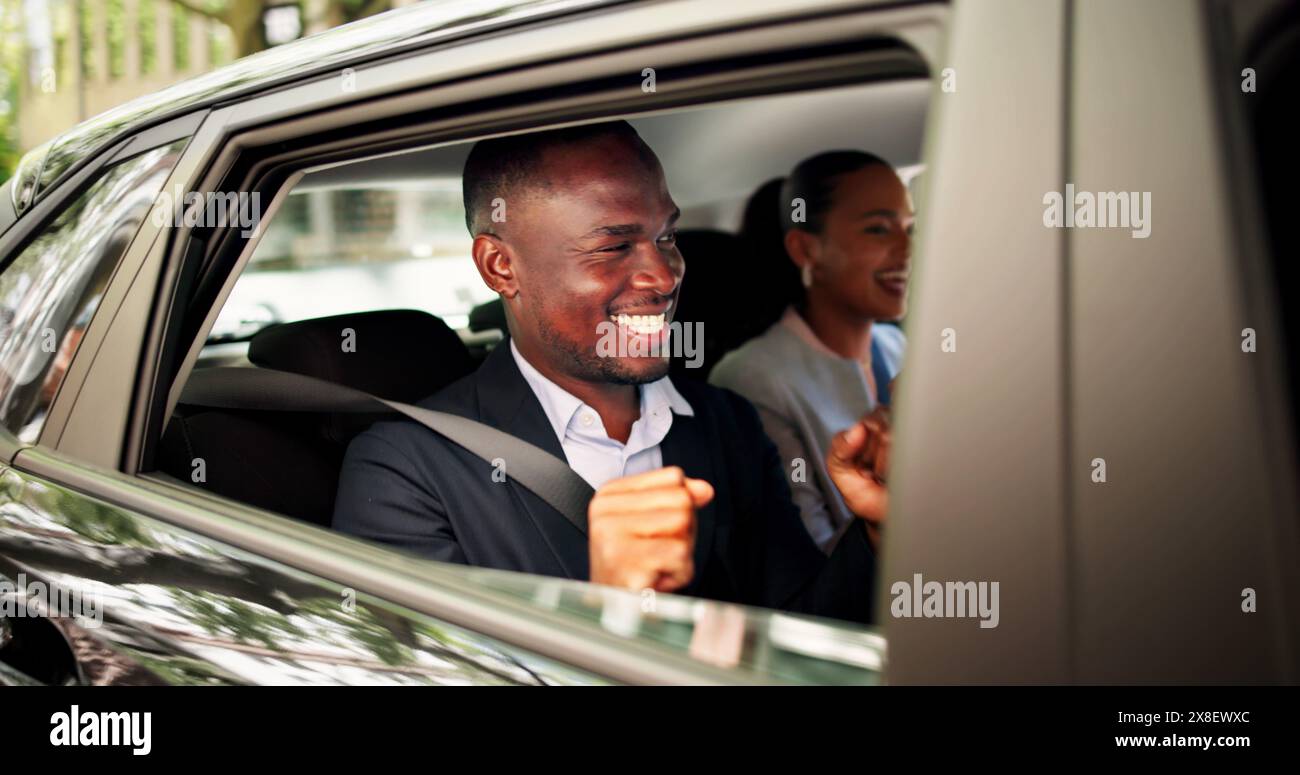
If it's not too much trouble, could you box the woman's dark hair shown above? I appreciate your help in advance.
[739,177,802,330]
[780,150,891,234]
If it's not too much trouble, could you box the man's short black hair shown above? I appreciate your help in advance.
[461,120,655,237]
[780,150,891,235]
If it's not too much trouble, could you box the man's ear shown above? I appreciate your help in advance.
[784,228,819,271]
[471,233,519,298]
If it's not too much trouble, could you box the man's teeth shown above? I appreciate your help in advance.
[877,270,909,282]
[613,313,666,334]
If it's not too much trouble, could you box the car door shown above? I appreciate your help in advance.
[2,0,936,686]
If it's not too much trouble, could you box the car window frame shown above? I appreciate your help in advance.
[28,114,211,461]
[0,112,206,465]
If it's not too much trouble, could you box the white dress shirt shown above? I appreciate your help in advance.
[510,340,694,491]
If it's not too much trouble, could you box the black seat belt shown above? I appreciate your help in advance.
[178,366,594,534]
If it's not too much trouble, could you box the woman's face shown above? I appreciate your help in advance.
[811,164,914,321]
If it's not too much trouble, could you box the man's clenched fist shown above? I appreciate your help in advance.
[588,466,715,593]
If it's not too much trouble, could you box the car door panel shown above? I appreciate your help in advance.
[1070,0,1299,683]
[0,461,607,686]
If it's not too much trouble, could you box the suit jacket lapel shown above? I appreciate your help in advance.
[469,346,715,582]
[472,342,589,578]
[474,341,567,460]
[659,404,718,585]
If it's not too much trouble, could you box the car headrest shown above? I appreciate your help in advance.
[248,309,476,404]
[674,229,741,311]
[666,230,741,379]
[468,297,507,333]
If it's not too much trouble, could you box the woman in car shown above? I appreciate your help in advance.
[710,150,912,553]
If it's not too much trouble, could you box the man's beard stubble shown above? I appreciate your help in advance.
[534,303,669,386]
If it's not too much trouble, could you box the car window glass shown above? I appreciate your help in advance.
[0,141,185,443]
[160,79,927,637]
[212,181,494,341]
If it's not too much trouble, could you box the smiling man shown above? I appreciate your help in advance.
[332,121,891,623]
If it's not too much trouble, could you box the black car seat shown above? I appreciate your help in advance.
[468,298,507,335]
[672,177,806,380]
[157,309,476,526]
[669,228,742,380]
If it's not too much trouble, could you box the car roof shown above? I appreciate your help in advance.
[294,78,929,230]
[15,0,622,213]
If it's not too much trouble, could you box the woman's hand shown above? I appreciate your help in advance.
[826,407,892,548]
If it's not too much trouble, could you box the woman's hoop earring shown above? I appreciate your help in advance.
[801,263,814,288]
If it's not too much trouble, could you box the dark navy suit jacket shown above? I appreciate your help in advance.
[332,342,878,623]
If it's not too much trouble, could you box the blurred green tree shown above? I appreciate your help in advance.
[173,0,393,60]
[0,0,396,182]
[0,0,22,184]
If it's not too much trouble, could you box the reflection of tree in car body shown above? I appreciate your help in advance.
[0,143,180,441]
[0,473,567,685]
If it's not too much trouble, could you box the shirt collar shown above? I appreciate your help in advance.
[510,339,693,445]
[780,305,876,365]
[780,305,842,358]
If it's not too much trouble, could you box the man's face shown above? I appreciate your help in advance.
[814,164,914,321]
[493,135,683,385]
